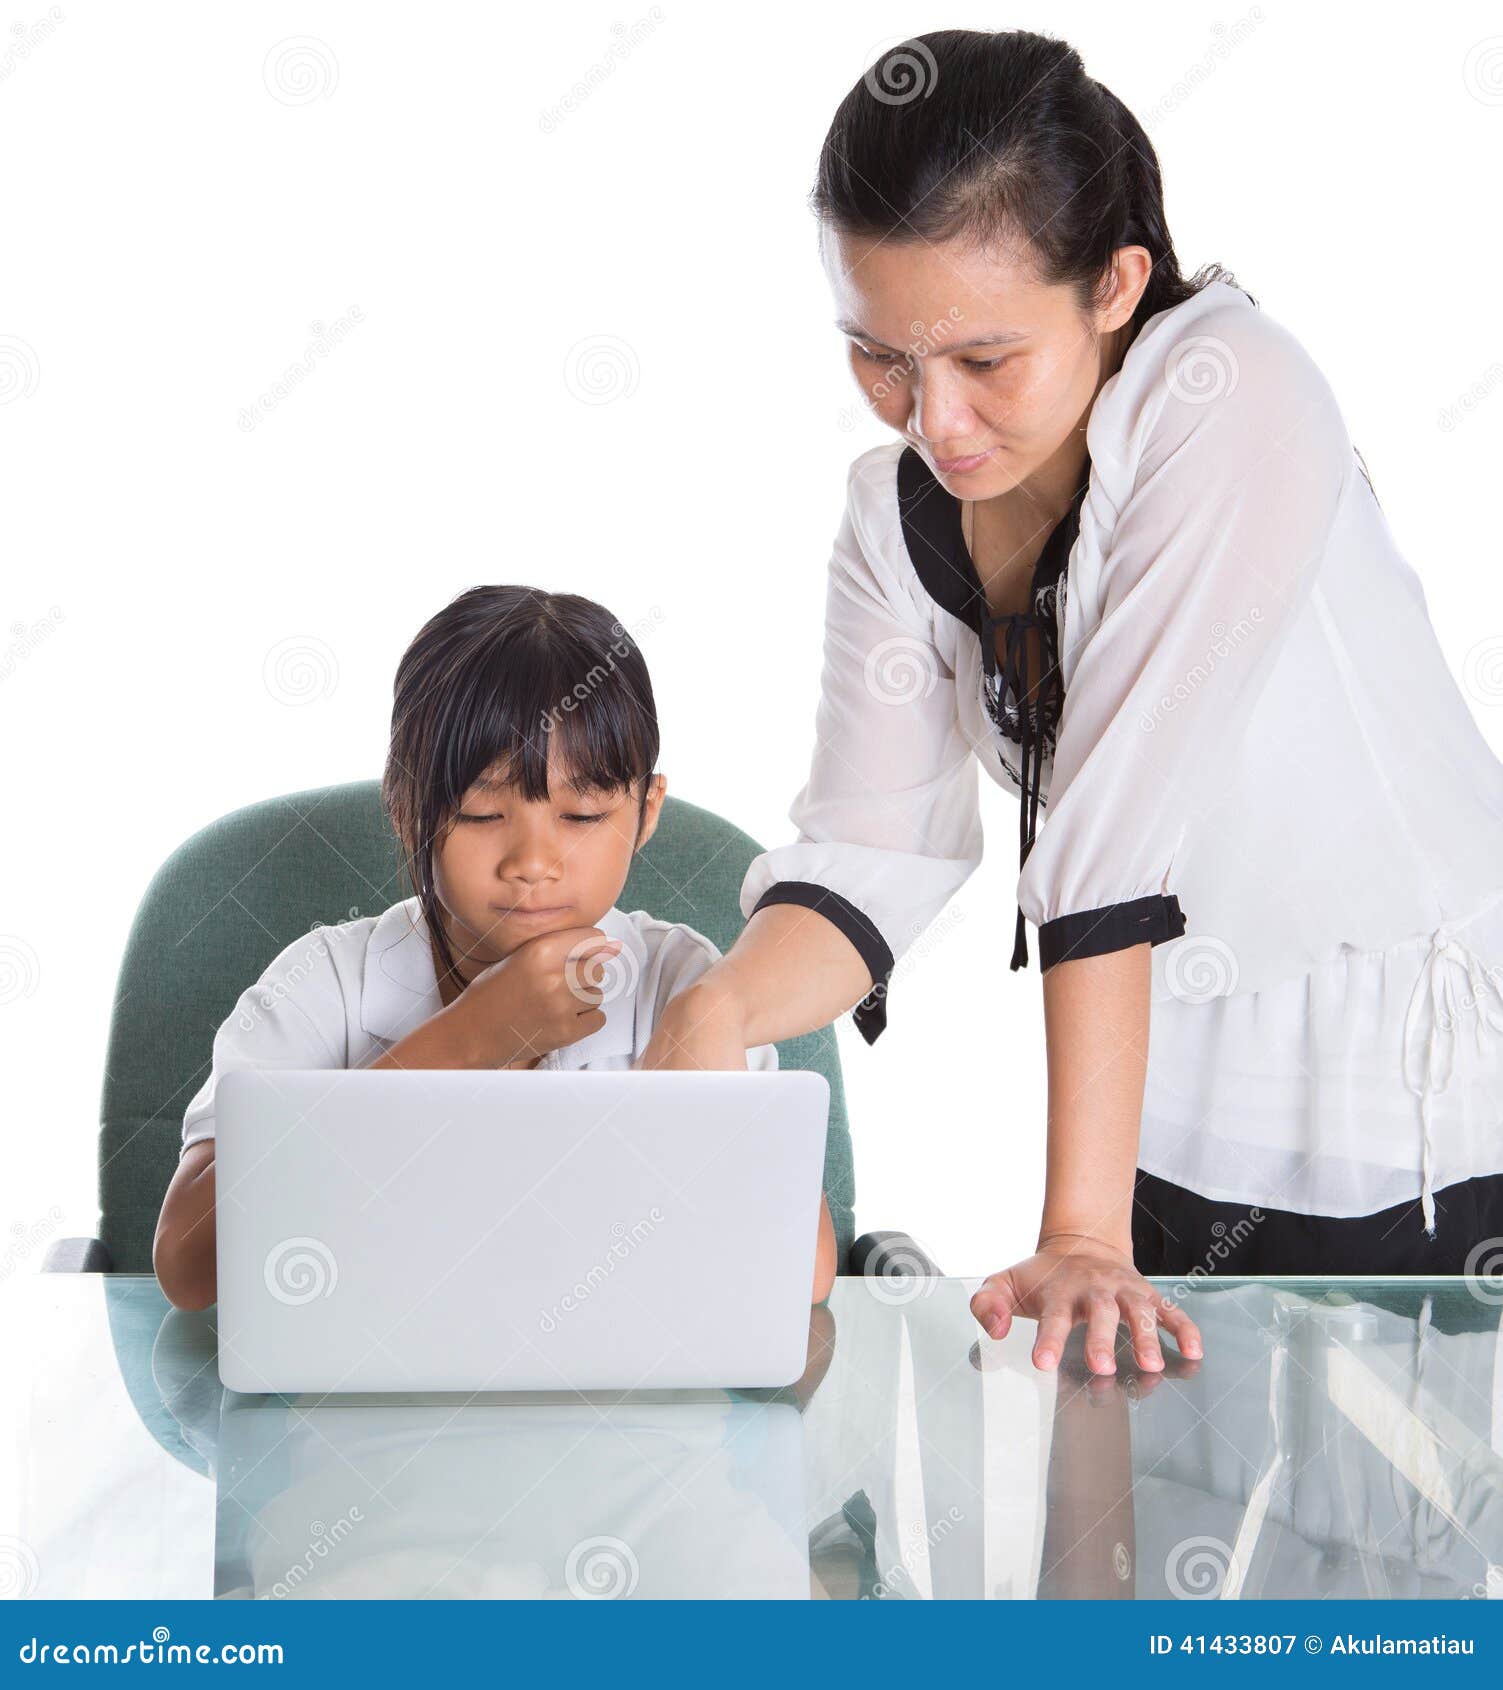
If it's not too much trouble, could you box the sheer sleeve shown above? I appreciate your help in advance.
[740,461,984,1044]
[1018,304,1354,969]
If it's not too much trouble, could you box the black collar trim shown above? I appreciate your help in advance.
[894,446,1088,635]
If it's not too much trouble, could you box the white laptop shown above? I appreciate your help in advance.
[213,1067,829,1394]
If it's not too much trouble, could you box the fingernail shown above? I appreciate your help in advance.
[1035,1349,1055,1368]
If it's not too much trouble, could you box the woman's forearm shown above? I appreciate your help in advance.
[1037,943,1152,1255]
[641,903,874,1066]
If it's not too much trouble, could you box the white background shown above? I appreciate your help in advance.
[5,1,1503,1279]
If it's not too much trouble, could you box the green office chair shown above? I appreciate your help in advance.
[41,779,940,1282]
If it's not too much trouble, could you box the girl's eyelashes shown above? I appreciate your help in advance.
[453,811,606,824]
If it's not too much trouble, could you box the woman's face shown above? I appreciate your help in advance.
[824,227,1147,499]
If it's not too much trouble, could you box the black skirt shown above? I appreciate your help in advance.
[1132,1166,1503,1278]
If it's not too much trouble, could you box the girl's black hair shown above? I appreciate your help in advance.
[814,28,1250,334]
[381,585,660,995]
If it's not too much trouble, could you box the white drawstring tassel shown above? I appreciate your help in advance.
[1402,925,1503,1239]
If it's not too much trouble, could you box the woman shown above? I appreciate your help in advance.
[640,28,1503,1375]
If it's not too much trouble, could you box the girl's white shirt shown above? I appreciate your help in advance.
[180,899,777,1154]
[740,277,1503,1230]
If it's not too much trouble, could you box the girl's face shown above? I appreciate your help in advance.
[432,744,666,973]
[823,226,1148,499]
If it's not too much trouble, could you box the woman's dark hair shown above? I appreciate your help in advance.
[381,585,660,993]
[813,28,1250,336]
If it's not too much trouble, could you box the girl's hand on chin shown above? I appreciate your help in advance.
[968,1233,1204,1375]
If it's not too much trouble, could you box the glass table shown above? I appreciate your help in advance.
[4,1272,1501,1599]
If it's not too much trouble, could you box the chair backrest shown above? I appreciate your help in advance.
[99,781,856,1275]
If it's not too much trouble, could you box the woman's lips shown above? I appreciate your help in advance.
[931,447,996,474]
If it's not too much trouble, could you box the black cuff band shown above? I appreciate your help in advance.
[1036,893,1186,971]
[749,880,895,1047]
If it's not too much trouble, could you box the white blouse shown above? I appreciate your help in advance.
[741,278,1503,1233]
[181,899,777,1153]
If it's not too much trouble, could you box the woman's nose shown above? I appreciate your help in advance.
[910,370,976,443]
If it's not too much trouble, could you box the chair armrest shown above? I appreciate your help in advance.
[849,1229,942,1280]
[41,1237,114,1273]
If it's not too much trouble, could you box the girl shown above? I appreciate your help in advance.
[154,585,839,1311]
[638,27,1503,1375]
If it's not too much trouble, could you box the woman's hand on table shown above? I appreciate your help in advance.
[968,1232,1203,1375]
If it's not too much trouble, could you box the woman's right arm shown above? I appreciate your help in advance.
[637,901,872,1068]
[642,454,984,1069]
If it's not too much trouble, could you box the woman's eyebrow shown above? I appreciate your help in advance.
[835,320,1030,351]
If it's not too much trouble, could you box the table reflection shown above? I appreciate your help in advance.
[6,1272,1500,1599]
